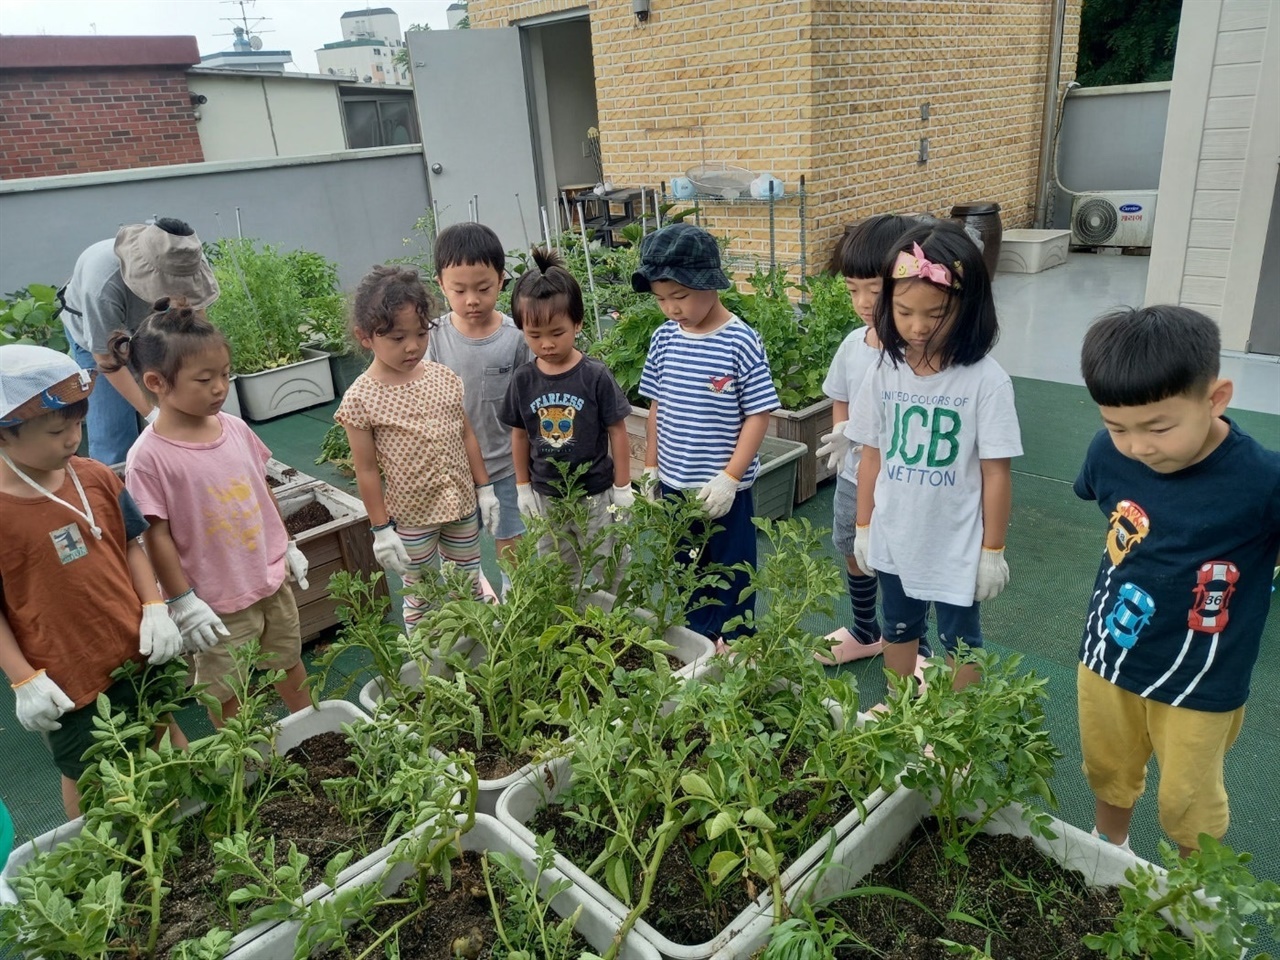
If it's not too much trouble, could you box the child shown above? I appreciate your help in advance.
[0,345,184,818]
[633,223,780,643]
[1075,305,1280,855]
[336,265,500,628]
[113,299,313,726]
[849,221,1022,692]
[813,214,917,665]
[499,247,633,589]
[428,223,532,582]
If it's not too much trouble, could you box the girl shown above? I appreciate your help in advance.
[813,214,916,665]
[498,247,633,590]
[335,266,500,628]
[848,221,1022,691]
[110,298,313,725]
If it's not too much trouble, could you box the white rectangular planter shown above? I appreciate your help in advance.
[235,347,336,422]
[266,457,318,497]
[223,375,243,419]
[238,814,661,960]
[997,228,1072,273]
[496,754,888,960]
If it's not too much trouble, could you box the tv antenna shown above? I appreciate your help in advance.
[217,0,273,50]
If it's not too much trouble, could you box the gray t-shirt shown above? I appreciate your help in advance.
[62,239,153,355]
[426,313,532,482]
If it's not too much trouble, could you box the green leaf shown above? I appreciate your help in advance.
[742,806,776,832]
[680,772,715,799]
[748,845,778,880]
[707,850,742,886]
[605,856,632,904]
[706,810,736,840]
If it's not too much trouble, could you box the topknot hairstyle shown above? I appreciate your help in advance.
[350,265,440,338]
[508,247,584,330]
[103,296,229,387]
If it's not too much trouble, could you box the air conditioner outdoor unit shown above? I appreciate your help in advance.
[1070,191,1158,248]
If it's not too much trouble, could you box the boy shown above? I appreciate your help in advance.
[0,345,184,818]
[428,223,532,589]
[1076,305,1280,855]
[633,223,780,643]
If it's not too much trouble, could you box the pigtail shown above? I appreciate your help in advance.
[101,330,134,374]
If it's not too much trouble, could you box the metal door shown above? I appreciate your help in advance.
[408,28,543,252]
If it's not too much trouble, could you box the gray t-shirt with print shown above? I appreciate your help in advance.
[426,313,532,482]
[62,238,154,355]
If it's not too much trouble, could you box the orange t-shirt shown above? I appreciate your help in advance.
[0,457,145,707]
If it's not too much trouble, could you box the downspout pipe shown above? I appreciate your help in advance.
[1033,0,1069,228]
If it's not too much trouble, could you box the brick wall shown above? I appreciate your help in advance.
[0,68,203,179]
[471,0,1081,277]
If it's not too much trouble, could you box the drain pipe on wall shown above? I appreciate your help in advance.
[1033,0,1069,229]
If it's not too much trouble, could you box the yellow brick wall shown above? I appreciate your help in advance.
[471,0,1081,278]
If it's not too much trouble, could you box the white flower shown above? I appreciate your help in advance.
[688,548,700,561]
[606,503,619,515]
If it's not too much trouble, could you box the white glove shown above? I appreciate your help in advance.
[139,602,183,665]
[372,525,411,578]
[852,524,876,578]
[816,421,854,471]
[610,483,635,520]
[516,482,543,519]
[11,669,75,733]
[697,470,738,520]
[167,591,231,654]
[640,467,660,502]
[284,539,310,591]
[975,547,1010,602]
[476,484,500,537]
[145,407,160,425]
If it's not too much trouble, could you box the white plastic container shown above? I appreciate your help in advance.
[997,228,1072,273]
[235,347,336,421]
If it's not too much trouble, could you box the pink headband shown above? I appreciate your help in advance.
[892,243,962,290]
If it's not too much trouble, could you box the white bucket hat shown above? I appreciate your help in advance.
[0,344,96,428]
[114,222,219,308]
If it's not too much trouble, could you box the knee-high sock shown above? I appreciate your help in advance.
[848,570,880,644]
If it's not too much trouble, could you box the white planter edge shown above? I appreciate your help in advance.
[236,347,336,421]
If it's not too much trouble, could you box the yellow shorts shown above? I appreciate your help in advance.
[193,583,303,704]
[1077,663,1244,849]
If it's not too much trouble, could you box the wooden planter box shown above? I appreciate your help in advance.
[623,408,806,521]
[766,397,834,504]
[275,481,384,641]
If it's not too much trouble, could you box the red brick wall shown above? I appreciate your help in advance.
[0,68,204,179]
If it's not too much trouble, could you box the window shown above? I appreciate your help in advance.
[342,96,420,148]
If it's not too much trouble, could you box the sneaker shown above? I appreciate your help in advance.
[815,628,884,666]
[1091,827,1131,851]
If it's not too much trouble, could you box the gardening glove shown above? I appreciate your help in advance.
[372,525,411,578]
[697,470,738,521]
[974,547,1010,602]
[640,467,661,502]
[284,539,310,591]
[476,484,500,537]
[610,483,635,521]
[852,524,876,578]
[516,482,543,519]
[11,669,75,733]
[816,421,854,471]
[138,602,183,665]
[167,591,230,654]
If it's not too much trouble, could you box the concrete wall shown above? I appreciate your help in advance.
[187,72,348,161]
[1049,82,1170,230]
[0,146,429,294]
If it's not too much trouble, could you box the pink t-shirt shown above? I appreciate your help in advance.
[126,413,287,614]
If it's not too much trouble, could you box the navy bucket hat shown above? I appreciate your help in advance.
[631,223,731,292]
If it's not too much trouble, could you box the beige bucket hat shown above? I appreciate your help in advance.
[114,222,219,308]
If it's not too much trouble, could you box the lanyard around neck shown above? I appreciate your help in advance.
[0,453,102,540]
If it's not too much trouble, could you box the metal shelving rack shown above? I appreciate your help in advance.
[661,173,807,279]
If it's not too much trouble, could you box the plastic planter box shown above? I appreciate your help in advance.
[997,228,1072,273]
[235,347,336,422]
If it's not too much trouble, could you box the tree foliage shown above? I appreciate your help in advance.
[1076,0,1182,87]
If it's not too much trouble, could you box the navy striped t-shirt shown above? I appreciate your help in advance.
[639,317,779,489]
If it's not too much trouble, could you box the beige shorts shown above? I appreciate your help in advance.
[194,583,303,704]
[1077,663,1244,849]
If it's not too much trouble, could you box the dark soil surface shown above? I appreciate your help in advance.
[824,820,1124,959]
[614,644,684,674]
[286,501,334,535]
[155,732,389,958]
[452,729,531,781]
[314,850,588,959]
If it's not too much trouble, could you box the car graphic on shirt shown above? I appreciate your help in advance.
[1188,560,1239,634]
[1104,582,1156,649]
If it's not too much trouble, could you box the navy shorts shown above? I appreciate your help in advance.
[877,571,981,653]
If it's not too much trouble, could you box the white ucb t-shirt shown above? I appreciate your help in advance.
[849,356,1022,606]
[822,325,882,483]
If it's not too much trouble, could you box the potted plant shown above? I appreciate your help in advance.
[288,249,367,397]
[206,239,336,421]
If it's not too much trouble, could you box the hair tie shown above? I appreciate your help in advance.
[893,242,962,290]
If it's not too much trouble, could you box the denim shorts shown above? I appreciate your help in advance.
[831,474,858,557]
[877,570,982,653]
[490,473,526,541]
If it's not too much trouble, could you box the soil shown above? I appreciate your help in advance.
[266,467,298,488]
[823,820,1125,959]
[286,500,334,535]
[313,850,588,959]
[452,729,532,781]
[154,732,390,958]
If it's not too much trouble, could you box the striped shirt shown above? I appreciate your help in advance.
[639,317,779,489]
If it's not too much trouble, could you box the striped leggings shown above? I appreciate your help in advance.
[397,511,482,628]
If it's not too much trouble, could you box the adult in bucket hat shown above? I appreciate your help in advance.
[60,218,218,464]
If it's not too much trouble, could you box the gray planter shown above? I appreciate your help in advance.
[328,351,368,396]
[235,347,336,422]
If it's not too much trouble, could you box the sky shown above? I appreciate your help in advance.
[0,0,456,74]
